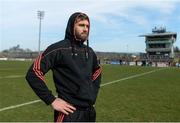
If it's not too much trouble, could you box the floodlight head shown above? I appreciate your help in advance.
[37,11,45,19]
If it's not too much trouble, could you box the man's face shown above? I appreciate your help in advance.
[74,19,89,41]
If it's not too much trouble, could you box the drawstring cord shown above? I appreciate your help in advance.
[86,39,89,60]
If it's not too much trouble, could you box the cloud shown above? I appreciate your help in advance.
[1,0,178,28]
[1,0,180,51]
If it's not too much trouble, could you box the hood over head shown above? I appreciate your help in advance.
[65,12,90,42]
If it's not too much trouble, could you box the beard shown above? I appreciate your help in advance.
[75,32,88,41]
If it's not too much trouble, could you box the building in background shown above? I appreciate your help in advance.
[140,27,177,63]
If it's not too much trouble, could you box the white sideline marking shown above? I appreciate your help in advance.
[100,68,164,87]
[0,100,41,112]
[0,75,24,79]
[0,68,164,112]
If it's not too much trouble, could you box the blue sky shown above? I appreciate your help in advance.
[0,0,180,53]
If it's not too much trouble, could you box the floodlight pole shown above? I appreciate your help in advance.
[37,11,45,55]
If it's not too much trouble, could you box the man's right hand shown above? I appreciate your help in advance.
[51,98,76,115]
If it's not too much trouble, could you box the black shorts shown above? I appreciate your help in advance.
[54,106,96,122]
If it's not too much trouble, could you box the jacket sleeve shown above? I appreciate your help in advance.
[92,51,102,93]
[25,48,58,105]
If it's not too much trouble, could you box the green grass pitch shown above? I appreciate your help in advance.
[0,60,180,121]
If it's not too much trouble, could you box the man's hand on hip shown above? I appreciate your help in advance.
[51,98,76,115]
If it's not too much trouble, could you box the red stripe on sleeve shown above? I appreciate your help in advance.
[92,67,102,81]
[33,54,45,81]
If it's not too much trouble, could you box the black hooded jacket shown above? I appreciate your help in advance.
[26,12,101,107]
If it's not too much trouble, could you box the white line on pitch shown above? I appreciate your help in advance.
[0,68,164,112]
[100,68,164,87]
[0,75,24,79]
[0,100,41,112]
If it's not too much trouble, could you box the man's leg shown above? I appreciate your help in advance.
[89,106,96,122]
[54,106,96,122]
[54,110,65,122]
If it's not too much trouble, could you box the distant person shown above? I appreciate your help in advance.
[135,60,138,66]
[26,12,101,122]
[119,59,122,65]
